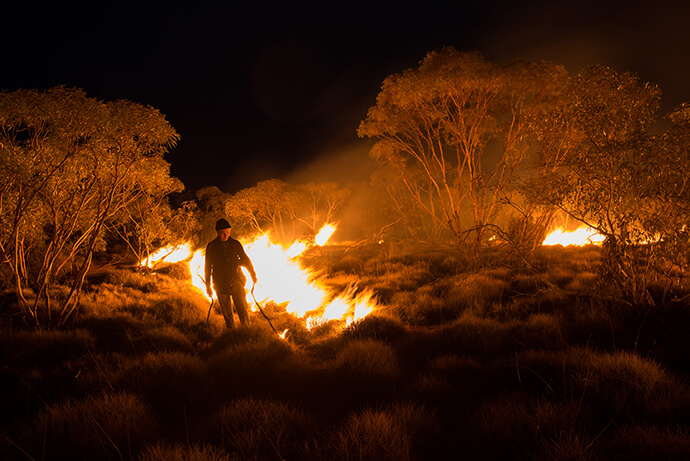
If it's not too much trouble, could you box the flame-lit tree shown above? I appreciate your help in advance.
[0,87,180,325]
[526,66,665,303]
[195,186,232,245]
[224,179,350,244]
[370,168,442,240]
[225,179,302,243]
[113,197,200,268]
[639,104,690,287]
[295,182,349,237]
[358,48,567,251]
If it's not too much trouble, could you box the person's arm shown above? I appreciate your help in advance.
[237,243,257,283]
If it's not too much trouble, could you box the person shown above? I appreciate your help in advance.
[204,218,257,328]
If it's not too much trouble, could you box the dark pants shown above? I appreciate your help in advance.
[216,282,251,328]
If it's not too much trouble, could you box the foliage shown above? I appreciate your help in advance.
[359,47,568,250]
[115,196,200,268]
[0,87,180,326]
[224,179,350,244]
[524,65,687,303]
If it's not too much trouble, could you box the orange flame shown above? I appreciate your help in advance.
[315,223,336,246]
[141,223,378,331]
[542,226,605,246]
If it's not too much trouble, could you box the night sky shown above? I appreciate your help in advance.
[3,1,689,194]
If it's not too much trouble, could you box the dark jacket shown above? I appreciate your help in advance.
[205,237,257,294]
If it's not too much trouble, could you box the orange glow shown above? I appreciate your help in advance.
[314,223,337,246]
[142,223,378,331]
[542,226,605,246]
[145,245,193,267]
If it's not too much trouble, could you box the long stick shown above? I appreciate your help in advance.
[251,283,278,335]
[205,298,214,325]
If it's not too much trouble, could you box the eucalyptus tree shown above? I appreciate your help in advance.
[359,47,567,250]
[526,66,664,302]
[0,87,180,325]
[225,179,305,243]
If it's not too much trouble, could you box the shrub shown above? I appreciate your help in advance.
[20,392,158,460]
[207,396,317,461]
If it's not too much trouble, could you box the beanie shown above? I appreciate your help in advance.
[215,218,231,231]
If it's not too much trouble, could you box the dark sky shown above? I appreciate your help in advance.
[3,1,689,193]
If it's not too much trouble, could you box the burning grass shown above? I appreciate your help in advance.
[2,241,690,460]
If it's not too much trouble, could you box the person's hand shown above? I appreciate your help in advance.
[206,285,213,297]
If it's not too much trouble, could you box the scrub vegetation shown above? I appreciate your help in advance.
[2,242,690,460]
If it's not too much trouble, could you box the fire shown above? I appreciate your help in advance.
[314,223,336,246]
[141,223,378,332]
[144,245,193,267]
[542,226,605,246]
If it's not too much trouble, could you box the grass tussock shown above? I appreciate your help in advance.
[0,327,94,368]
[206,396,317,461]
[18,391,157,460]
[320,402,441,461]
[4,242,690,460]
[476,392,594,461]
[331,338,399,382]
[138,442,233,461]
[602,424,690,460]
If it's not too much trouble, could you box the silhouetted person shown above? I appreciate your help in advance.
[205,218,257,328]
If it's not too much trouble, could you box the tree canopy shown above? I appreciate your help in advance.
[0,87,180,325]
[359,47,568,249]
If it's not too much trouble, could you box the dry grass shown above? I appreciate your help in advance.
[603,424,690,460]
[138,442,234,461]
[18,391,158,460]
[476,392,595,460]
[3,243,690,460]
[206,396,317,460]
[319,402,441,461]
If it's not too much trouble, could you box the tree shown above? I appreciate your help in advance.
[295,182,350,234]
[114,195,200,268]
[225,179,304,243]
[641,104,690,277]
[0,87,180,325]
[526,66,663,302]
[358,48,567,250]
